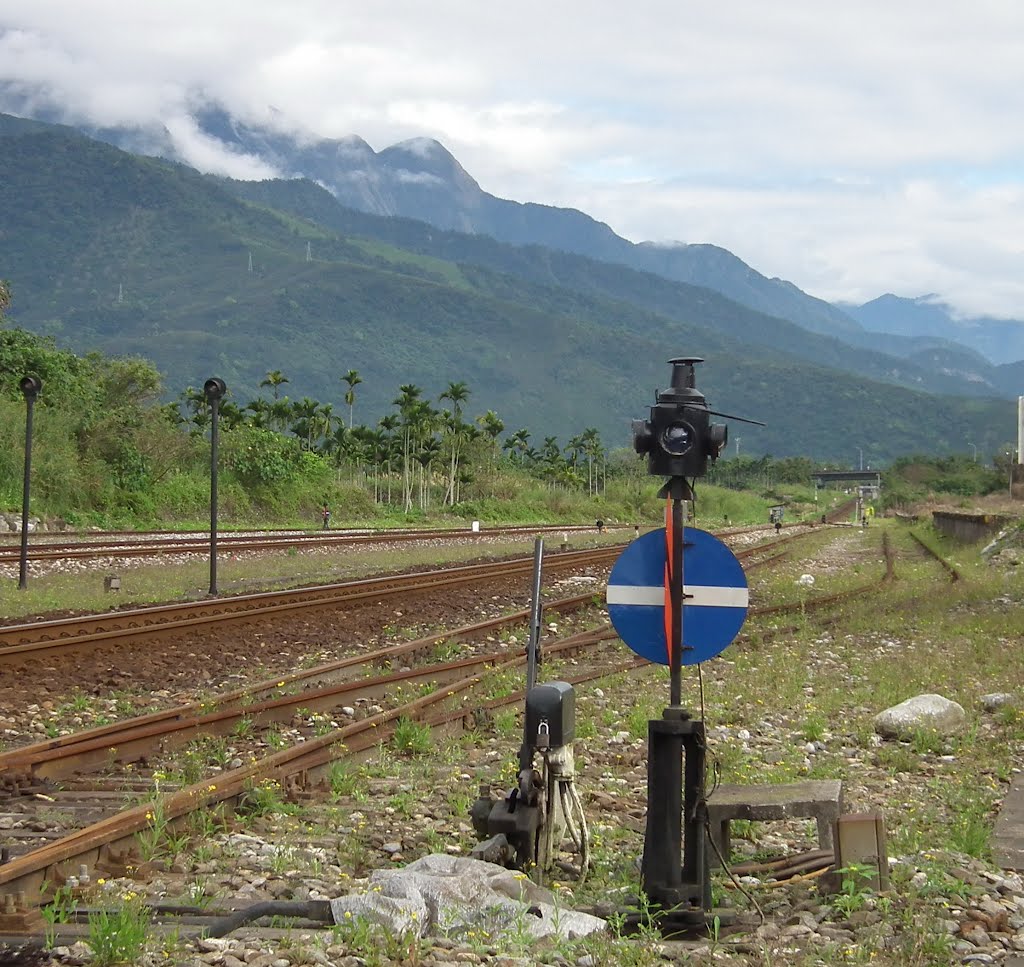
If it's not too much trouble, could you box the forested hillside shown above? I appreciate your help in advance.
[0,117,1016,462]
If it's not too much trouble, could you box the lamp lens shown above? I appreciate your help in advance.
[660,422,693,456]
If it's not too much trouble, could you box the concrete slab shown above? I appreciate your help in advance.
[993,772,1024,871]
[707,780,843,866]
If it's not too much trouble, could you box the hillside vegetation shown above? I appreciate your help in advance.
[5,324,918,528]
[0,116,1017,461]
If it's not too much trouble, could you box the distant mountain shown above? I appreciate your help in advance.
[218,174,1017,402]
[0,99,872,343]
[842,294,1024,369]
[0,113,1016,463]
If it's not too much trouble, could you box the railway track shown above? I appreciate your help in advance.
[0,546,622,656]
[0,619,633,911]
[0,523,627,566]
[0,516,853,931]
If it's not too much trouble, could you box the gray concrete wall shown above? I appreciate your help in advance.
[932,511,1012,543]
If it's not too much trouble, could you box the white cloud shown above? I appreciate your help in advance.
[163,115,279,180]
[2,0,1024,317]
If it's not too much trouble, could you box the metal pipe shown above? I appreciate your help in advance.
[526,536,544,695]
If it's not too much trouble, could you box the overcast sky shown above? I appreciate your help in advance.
[2,0,1023,319]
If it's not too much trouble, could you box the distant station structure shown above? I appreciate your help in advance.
[812,469,882,501]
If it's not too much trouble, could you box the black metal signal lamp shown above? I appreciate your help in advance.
[203,377,227,402]
[632,358,728,479]
[19,375,42,401]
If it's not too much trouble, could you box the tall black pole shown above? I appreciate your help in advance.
[204,378,227,596]
[669,492,685,706]
[526,536,545,695]
[18,376,41,591]
[209,395,219,595]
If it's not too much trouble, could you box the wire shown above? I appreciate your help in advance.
[698,662,706,723]
[696,660,763,922]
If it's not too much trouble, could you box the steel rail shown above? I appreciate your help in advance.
[0,523,626,564]
[0,591,606,781]
[907,530,961,582]
[0,523,878,909]
[0,627,628,904]
[0,546,621,655]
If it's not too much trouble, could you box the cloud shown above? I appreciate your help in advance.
[392,169,445,186]
[2,1,1024,317]
[163,115,280,180]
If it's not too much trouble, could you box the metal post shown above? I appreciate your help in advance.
[17,376,41,590]
[520,537,545,775]
[204,378,227,596]
[640,476,709,930]
[669,492,685,707]
[526,537,544,696]
[209,395,219,595]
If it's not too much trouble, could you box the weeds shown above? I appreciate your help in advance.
[391,716,432,756]
[86,900,150,966]
[40,885,78,949]
[238,777,300,817]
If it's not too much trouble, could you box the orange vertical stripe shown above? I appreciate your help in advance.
[663,497,673,665]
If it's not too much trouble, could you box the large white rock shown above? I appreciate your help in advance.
[330,854,605,941]
[874,694,966,739]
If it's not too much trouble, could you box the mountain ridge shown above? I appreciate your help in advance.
[0,113,1016,462]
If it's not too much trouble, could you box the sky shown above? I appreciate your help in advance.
[2,0,1024,319]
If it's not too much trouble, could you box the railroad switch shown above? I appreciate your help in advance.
[470,681,589,877]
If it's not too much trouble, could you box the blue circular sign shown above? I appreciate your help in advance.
[606,527,748,665]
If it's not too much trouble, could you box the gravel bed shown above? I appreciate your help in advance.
[6,525,1024,966]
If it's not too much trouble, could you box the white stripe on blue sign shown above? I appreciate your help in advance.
[606,526,749,666]
[606,584,749,608]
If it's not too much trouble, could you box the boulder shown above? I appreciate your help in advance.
[981,693,1017,713]
[874,694,966,739]
[330,854,604,941]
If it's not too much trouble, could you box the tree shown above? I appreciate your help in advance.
[260,370,289,400]
[476,410,505,478]
[394,384,425,512]
[581,427,604,495]
[440,381,471,505]
[378,414,400,503]
[342,369,363,428]
[504,427,531,465]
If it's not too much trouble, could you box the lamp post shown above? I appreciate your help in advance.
[969,442,977,463]
[204,377,227,596]
[857,448,864,471]
[18,375,42,590]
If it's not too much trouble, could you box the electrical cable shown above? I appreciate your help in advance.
[697,659,763,923]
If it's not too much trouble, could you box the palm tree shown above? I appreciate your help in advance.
[260,370,289,400]
[417,437,443,509]
[505,428,531,465]
[439,381,471,505]
[269,397,292,433]
[477,410,504,443]
[581,427,603,495]
[311,402,335,451]
[393,384,424,512]
[378,414,400,504]
[290,397,321,449]
[245,397,272,429]
[342,369,363,428]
